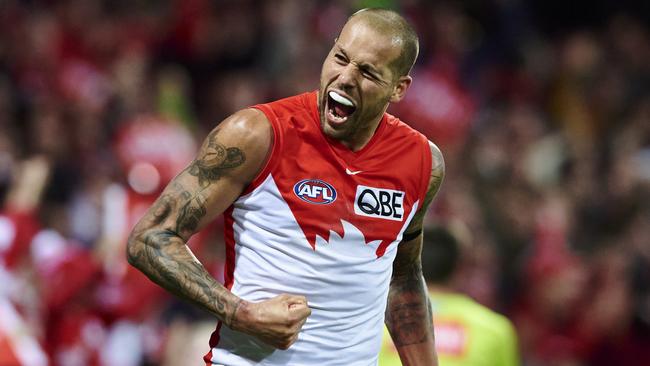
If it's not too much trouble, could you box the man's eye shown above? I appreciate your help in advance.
[334,54,347,63]
[362,70,376,79]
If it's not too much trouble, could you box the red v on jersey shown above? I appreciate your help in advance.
[249,91,431,257]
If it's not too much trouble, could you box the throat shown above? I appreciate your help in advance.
[332,117,384,152]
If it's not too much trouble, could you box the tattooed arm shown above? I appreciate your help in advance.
[386,141,444,365]
[127,109,311,350]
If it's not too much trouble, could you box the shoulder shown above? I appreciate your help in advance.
[428,141,444,173]
[198,108,272,185]
[420,140,444,200]
[209,108,271,145]
[224,108,269,127]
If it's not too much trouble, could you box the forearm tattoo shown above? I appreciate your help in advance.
[127,131,246,326]
[386,242,433,347]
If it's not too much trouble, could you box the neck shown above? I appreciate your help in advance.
[339,115,383,151]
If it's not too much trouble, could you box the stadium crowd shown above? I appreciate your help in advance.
[0,0,648,365]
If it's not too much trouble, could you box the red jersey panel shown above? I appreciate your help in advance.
[206,91,431,366]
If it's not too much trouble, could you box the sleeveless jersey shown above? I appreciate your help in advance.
[204,91,432,366]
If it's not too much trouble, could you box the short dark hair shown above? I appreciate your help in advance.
[348,8,419,77]
[421,227,461,284]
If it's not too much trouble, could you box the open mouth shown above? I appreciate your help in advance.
[327,90,357,124]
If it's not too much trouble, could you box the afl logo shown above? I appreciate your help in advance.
[293,179,337,205]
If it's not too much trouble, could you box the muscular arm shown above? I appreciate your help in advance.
[126,109,310,349]
[386,142,444,366]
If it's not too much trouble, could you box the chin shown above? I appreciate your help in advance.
[320,120,340,138]
[321,119,349,141]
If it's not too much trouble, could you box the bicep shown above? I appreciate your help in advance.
[132,109,272,241]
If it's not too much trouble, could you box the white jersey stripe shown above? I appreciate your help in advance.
[208,174,419,365]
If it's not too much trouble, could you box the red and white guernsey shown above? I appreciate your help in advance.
[205,91,432,365]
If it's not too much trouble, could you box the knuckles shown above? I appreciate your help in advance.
[275,335,298,350]
[277,343,291,350]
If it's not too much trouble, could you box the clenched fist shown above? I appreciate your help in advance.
[230,294,312,350]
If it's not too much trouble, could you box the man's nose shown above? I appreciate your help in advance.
[337,64,359,88]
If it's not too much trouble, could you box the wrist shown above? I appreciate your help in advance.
[228,299,251,331]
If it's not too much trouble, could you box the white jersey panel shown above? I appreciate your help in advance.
[209,174,417,366]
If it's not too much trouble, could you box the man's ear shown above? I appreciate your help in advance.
[390,75,412,103]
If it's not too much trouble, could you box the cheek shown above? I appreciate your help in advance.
[360,84,391,108]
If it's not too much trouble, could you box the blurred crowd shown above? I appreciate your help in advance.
[0,0,648,365]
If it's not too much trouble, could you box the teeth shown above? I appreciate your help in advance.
[329,91,354,107]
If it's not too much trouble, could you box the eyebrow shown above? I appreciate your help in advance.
[335,44,383,77]
[335,45,350,60]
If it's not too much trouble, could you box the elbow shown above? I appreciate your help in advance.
[126,232,144,268]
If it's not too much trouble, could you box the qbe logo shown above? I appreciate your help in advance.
[293,179,337,205]
[354,185,405,221]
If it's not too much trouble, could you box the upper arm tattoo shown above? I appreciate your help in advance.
[175,191,208,234]
[151,193,176,226]
[173,130,247,237]
[188,129,246,188]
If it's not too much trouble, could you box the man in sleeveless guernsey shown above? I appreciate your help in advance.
[379,227,520,366]
[127,8,444,366]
